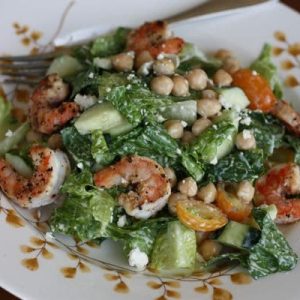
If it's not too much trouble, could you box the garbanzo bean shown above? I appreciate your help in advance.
[185,69,208,90]
[153,58,175,75]
[111,52,134,72]
[235,130,256,150]
[178,177,198,197]
[164,120,184,139]
[197,99,221,117]
[150,75,174,96]
[172,75,189,97]
[213,69,233,87]
[168,192,188,215]
[197,183,217,204]
[236,181,255,204]
[198,239,222,261]
[192,118,212,136]
[164,167,177,188]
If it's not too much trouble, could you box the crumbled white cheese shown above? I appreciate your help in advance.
[219,95,232,110]
[126,84,132,90]
[137,61,153,76]
[120,177,128,184]
[88,72,94,79]
[117,215,127,227]
[127,73,136,81]
[93,57,112,70]
[157,53,165,60]
[106,87,111,93]
[176,148,182,155]
[181,121,188,128]
[240,116,252,126]
[126,51,135,58]
[242,129,252,140]
[77,162,84,169]
[210,157,218,165]
[128,248,149,271]
[74,94,97,110]
[5,130,13,137]
[252,70,258,76]
[212,125,217,129]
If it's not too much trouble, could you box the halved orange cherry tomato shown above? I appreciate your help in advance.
[232,69,277,112]
[176,199,228,232]
[216,185,252,222]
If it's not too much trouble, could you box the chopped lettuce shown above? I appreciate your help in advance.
[240,111,285,157]
[50,169,116,241]
[66,67,100,98]
[207,149,265,183]
[109,123,180,167]
[107,83,173,126]
[250,44,283,99]
[0,122,29,156]
[61,126,93,167]
[206,206,298,279]
[178,43,222,74]
[90,27,130,57]
[98,72,129,98]
[107,217,171,257]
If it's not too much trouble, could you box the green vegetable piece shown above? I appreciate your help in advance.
[218,87,250,111]
[247,207,298,279]
[178,43,222,75]
[240,111,284,157]
[61,126,93,166]
[90,130,114,166]
[90,27,130,57]
[159,100,197,125]
[74,102,131,135]
[107,83,173,126]
[0,122,29,156]
[250,44,283,99]
[47,55,83,78]
[181,152,205,182]
[98,72,129,98]
[207,149,265,183]
[5,153,33,178]
[189,110,238,164]
[50,169,116,240]
[217,221,250,249]
[150,221,196,274]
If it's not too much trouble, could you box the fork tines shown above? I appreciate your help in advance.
[0,52,57,86]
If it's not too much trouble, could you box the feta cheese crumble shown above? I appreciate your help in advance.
[117,215,127,227]
[93,57,112,70]
[77,162,84,169]
[74,94,97,110]
[88,72,94,79]
[242,129,252,140]
[181,121,188,128]
[5,130,13,137]
[240,116,252,126]
[252,70,258,76]
[210,157,218,165]
[128,248,149,271]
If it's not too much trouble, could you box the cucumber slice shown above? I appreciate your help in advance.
[218,87,250,111]
[74,102,131,135]
[159,100,197,125]
[5,153,33,178]
[150,221,196,275]
[47,55,83,78]
[217,220,260,250]
[0,122,29,155]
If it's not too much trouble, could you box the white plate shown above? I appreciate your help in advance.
[1,1,300,299]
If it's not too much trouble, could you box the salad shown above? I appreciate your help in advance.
[0,20,299,278]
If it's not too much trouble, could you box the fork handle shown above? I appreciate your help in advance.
[166,0,273,24]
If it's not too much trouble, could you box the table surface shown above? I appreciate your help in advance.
[0,0,299,299]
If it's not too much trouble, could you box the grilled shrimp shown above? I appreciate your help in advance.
[0,145,69,208]
[254,163,300,224]
[126,21,184,58]
[271,100,300,136]
[30,74,80,134]
[94,156,171,219]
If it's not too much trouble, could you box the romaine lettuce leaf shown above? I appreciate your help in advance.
[205,206,298,279]
[50,169,116,241]
[91,130,114,166]
[107,83,173,126]
[177,43,222,74]
[90,27,130,57]
[207,149,265,183]
[239,111,285,157]
[250,44,283,99]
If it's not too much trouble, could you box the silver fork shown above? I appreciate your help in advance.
[0,0,271,86]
